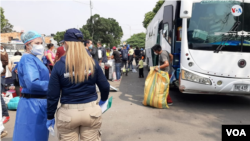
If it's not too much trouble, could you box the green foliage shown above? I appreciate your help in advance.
[0,7,6,31]
[53,31,65,46]
[126,32,146,48]
[84,14,123,47]
[142,11,155,29]
[1,7,13,33]
[152,0,165,13]
[2,19,13,33]
[80,25,92,41]
[53,14,123,47]
[142,0,165,28]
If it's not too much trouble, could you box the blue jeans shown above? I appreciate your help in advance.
[115,63,121,80]
[1,95,9,116]
[128,61,134,70]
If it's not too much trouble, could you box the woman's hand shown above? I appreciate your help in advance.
[46,119,55,130]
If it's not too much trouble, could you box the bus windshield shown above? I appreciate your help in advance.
[187,1,250,52]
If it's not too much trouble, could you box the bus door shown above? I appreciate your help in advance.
[172,2,182,70]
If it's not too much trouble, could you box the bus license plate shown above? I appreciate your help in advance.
[234,85,248,92]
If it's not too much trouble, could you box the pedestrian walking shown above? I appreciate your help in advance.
[0,61,8,139]
[46,43,55,71]
[84,40,92,56]
[0,96,8,139]
[13,30,50,141]
[138,57,144,78]
[46,28,110,141]
[153,44,173,105]
[128,45,134,71]
[111,46,122,81]
[97,42,107,73]
[0,45,10,124]
[134,46,141,66]
[1,45,8,77]
[106,48,111,60]
[8,51,22,96]
[90,44,98,62]
[121,45,128,71]
[55,40,66,63]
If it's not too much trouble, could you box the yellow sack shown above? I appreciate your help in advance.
[143,67,169,109]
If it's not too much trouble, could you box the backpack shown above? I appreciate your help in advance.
[122,49,128,61]
[42,55,48,65]
[42,50,50,65]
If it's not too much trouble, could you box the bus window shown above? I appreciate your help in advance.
[163,5,173,46]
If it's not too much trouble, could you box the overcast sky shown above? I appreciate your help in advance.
[1,0,158,41]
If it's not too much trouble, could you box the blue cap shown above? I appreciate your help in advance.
[21,30,42,44]
[64,28,84,42]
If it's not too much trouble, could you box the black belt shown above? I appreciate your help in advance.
[22,94,47,99]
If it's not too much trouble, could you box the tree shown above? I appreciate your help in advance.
[1,7,6,31]
[126,32,146,48]
[2,19,13,33]
[1,7,13,33]
[53,14,123,47]
[83,14,123,47]
[142,0,165,28]
[142,12,155,29]
[53,31,65,46]
[80,25,92,41]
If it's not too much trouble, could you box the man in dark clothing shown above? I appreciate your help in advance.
[121,45,128,70]
[84,40,92,57]
[111,46,122,81]
[90,44,98,62]
[134,46,141,66]
[97,42,107,73]
[153,44,173,105]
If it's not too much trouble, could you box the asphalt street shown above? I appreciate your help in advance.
[3,66,250,141]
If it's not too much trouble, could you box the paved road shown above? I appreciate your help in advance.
[3,67,250,141]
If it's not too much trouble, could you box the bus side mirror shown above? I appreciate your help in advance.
[180,0,193,19]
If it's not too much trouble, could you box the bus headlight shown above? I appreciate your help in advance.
[181,70,212,85]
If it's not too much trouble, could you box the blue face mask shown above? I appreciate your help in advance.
[89,45,93,49]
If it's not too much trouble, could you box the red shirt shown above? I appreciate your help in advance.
[56,46,66,60]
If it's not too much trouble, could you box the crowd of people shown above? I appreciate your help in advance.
[0,29,111,140]
[82,38,146,81]
[0,28,174,140]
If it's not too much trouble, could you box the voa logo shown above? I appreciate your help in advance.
[231,5,243,16]
[226,129,246,136]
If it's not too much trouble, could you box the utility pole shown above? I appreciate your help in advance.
[90,0,92,17]
[124,24,131,37]
[90,0,94,40]
[73,0,94,40]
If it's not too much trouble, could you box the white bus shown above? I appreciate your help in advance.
[145,0,250,95]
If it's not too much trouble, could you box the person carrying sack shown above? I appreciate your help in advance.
[153,44,173,105]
